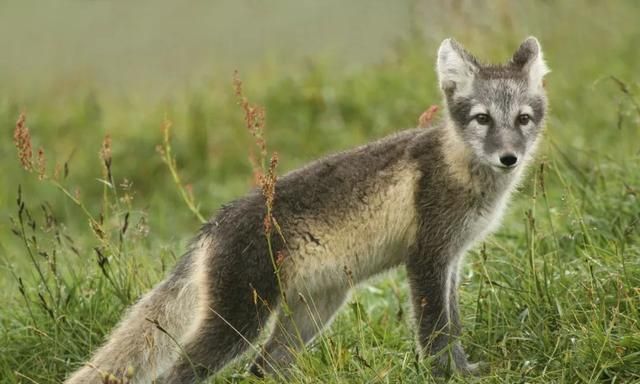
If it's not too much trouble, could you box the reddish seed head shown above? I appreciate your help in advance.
[14,113,34,171]
[418,105,439,128]
[234,71,279,236]
[275,250,286,266]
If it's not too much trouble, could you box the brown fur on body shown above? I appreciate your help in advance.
[66,37,549,383]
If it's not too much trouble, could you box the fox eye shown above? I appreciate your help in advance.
[517,114,531,125]
[474,114,491,125]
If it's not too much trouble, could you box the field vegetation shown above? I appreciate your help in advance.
[1,2,639,383]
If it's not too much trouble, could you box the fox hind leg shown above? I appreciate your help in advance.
[158,292,277,383]
[250,286,348,377]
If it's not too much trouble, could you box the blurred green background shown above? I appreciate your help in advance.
[2,0,637,254]
[1,1,640,383]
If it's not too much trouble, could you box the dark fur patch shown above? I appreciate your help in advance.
[448,96,474,128]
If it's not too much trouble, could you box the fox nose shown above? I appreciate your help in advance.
[499,153,518,167]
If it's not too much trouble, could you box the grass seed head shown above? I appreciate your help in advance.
[14,112,33,172]
[36,147,46,180]
[418,105,439,128]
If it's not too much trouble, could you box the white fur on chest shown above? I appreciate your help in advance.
[461,174,520,251]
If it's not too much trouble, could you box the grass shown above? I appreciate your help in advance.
[1,2,640,383]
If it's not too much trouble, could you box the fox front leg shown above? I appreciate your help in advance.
[406,251,478,376]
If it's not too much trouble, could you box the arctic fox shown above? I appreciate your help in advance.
[66,36,549,383]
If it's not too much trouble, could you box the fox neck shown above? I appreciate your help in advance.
[440,120,527,204]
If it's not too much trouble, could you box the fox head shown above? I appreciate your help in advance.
[436,37,549,172]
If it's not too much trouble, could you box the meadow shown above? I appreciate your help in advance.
[1,1,640,383]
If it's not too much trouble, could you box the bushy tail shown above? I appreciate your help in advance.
[66,243,208,384]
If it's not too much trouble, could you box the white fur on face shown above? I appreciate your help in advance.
[469,105,488,116]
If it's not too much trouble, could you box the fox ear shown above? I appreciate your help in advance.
[511,37,550,89]
[437,38,479,97]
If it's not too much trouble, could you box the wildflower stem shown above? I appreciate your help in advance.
[158,118,207,224]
